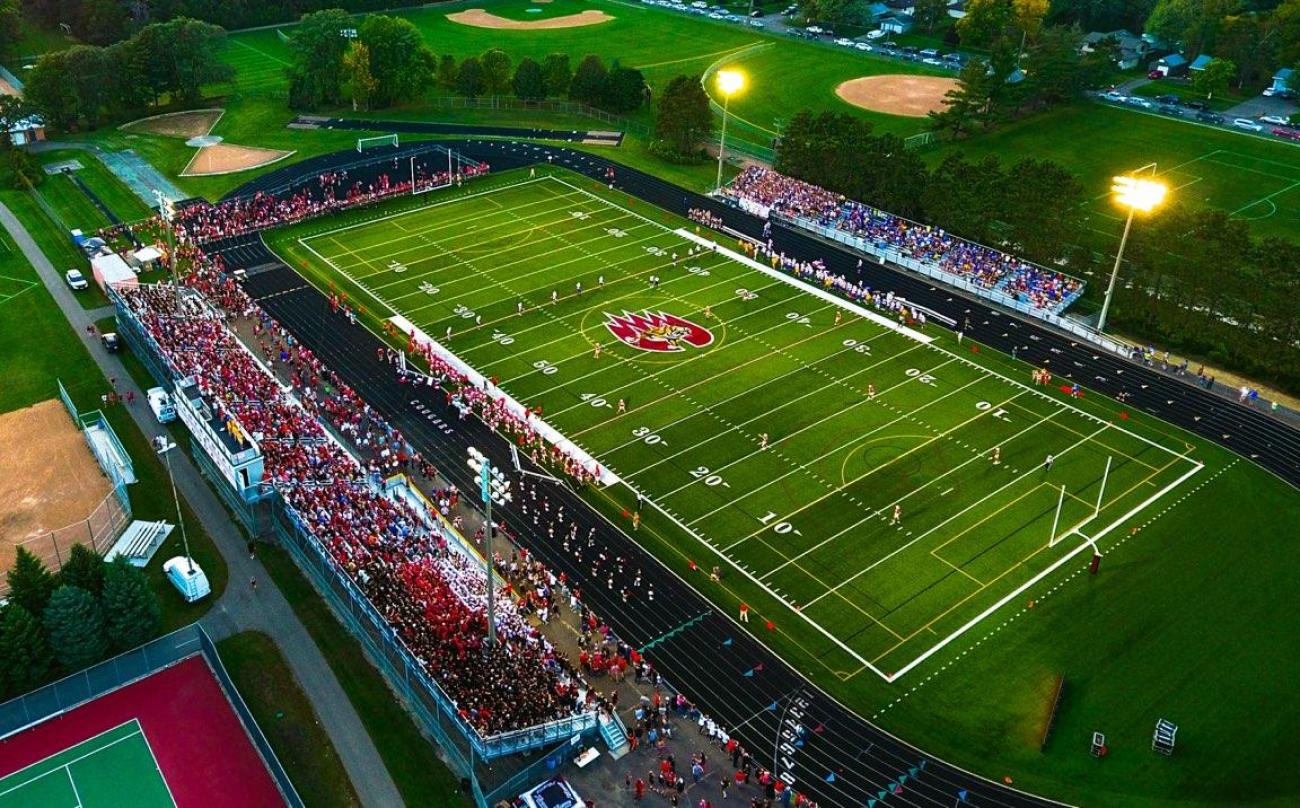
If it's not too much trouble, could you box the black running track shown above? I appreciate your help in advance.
[224,141,1300,808]
[292,114,625,145]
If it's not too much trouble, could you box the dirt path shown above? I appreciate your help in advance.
[446,8,613,29]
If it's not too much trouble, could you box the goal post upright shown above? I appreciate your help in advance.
[1094,456,1113,518]
[1049,483,1066,546]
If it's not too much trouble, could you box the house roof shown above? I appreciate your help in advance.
[1189,54,1214,70]
[1275,68,1294,80]
[1083,30,1143,50]
[867,2,890,16]
[1159,53,1187,67]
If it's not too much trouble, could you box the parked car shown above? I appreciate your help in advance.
[1147,70,1162,79]
[1273,127,1300,141]
[1196,111,1225,123]
[147,387,177,423]
[1155,94,1180,105]
[65,268,88,290]
[1232,117,1265,132]
[1129,98,1154,109]
[922,57,944,65]
[854,42,873,51]
[749,18,764,26]
[100,332,121,353]
[1184,100,1209,111]
[806,24,824,33]
[691,1,707,7]
[1260,114,1291,126]
[834,37,853,46]
[1101,90,1126,102]
[864,28,886,39]
[1158,104,1182,115]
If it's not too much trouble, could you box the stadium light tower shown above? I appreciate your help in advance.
[1098,166,1167,333]
[467,446,511,649]
[153,436,193,574]
[714,69,746,194]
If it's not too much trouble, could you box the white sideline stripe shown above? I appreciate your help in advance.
[674,228,933,345]
[885,460,1204,682]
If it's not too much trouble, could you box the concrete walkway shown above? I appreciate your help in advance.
[0,202,404,808]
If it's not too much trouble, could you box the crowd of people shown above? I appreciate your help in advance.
[173,155,490,244]
[117,266,592,734]
[721,167,1082,313]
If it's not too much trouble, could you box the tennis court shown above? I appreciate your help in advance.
[0,720,173,808]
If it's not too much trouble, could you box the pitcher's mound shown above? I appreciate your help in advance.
[447,8,612,29]
[182,143,294,176]
[836,75,957,117]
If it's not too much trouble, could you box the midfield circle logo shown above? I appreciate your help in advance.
[603,310,714,353]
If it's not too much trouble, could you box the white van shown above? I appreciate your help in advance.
[147,387,177,423]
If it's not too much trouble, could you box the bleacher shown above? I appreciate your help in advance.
[106,519,174,567]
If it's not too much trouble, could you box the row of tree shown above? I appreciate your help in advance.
[21,0,428,47]
[22,17,231,131]
[1,546,161,701]
[1143,0,1300,89]
[774,110,1084,266]
[437,52,648,113]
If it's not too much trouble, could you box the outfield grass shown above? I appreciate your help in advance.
[217,631,362,808]
[256,545,468,805]
[264,170,1300,805]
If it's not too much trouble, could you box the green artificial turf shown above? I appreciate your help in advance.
[261,168,1300,804]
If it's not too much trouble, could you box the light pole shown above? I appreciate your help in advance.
[714,69,746,194]
[1097,166,1167,334]
[153,435,194,574]
[467,446,511,648]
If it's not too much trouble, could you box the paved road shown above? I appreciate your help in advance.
[0,203,404,808]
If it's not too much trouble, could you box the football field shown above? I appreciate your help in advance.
[287,172,1204,680]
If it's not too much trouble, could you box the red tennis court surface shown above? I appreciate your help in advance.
[0,656,285,807]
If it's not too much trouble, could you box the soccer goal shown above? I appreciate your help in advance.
[357,133,399,152]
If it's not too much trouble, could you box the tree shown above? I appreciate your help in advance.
[601,64,646,113]
[1023,25,1085,108]
[59,544,105,597]
[73,0,129,46]
[0,0,21,56]
[569,54,608,105]
[0,604,54,699]
[436,54,458,90]
[1001,157,1082,264]
[929,58,998,136]
[456,55,484,98]
[512,57,545,101]
[1145,0,1240,54]
[480,48,512,96]
[1192,57,1236,98]
[654,74,713,156]
[541,53,572,98]
[6,547,55,618]
[1278,0,1300,67]
[359,14,435,109]
[342,40,378,111]
[144,17,233,104]
[43,585,108,671]
[286,9,352,109]
[920,154,1007,244]
[102,558,161,653]
[23,51,78,131]
[957,0,1015,47]
[915,0,948,32]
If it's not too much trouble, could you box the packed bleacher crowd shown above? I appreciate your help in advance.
[721,166,1082,313]
[117,262,594,734]
[173,156,489,244]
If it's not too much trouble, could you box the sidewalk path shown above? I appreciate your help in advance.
[0,202,404,808]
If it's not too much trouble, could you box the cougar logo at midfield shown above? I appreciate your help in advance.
[603,310,714,353]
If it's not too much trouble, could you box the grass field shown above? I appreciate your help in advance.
[275,171,1204,678]
[0,720,173,808]
[258,167,1300,805]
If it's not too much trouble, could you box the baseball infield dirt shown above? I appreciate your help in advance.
[182,143,294,176]
[835,75,957,118]
[447,8,613,29]
[0,400,113,578]
[122,108,224,139]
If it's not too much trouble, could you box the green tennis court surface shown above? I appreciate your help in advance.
[0,720,174,808]
[282,172,1204,680]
